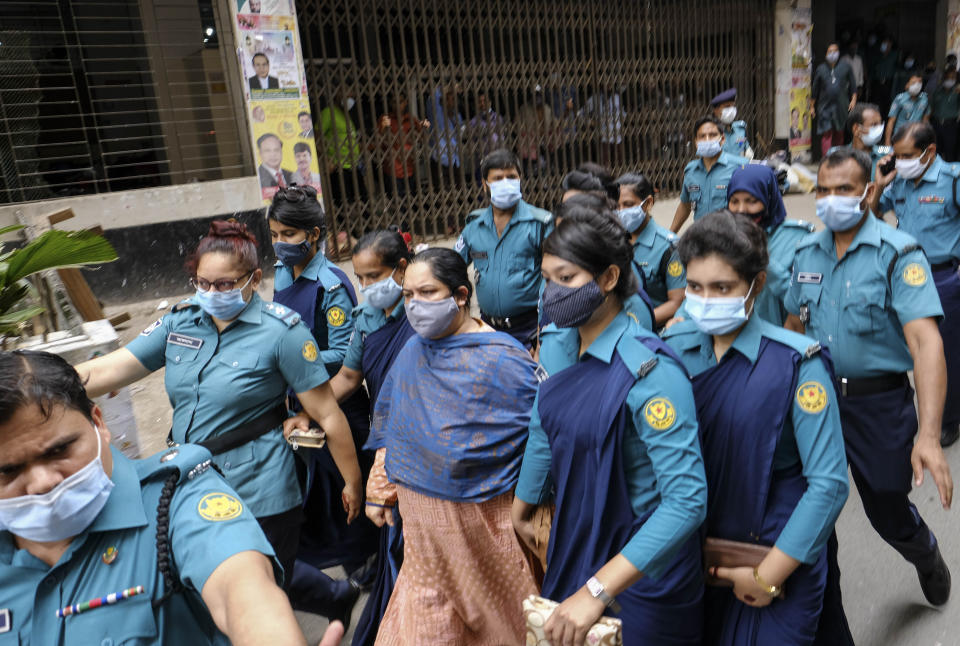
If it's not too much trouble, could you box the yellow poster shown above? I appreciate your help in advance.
[790,10,813,156]
[250,99,321,202]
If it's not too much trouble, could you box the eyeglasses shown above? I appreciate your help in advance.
[275,185,318,202]
[191,271,252,293]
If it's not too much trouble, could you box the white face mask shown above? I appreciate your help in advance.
[719,106,737,125]
[896,149,931,180]
[908,82,922,96]
[0,425,114,543]
[860,124,884,146]
[944,79,957,89]
[826,51,840,64]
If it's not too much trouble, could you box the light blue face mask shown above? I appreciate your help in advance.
[0,426,114,542]
[618,204,648,233]
[488,178,522,209]
[685,279,756,336]
[696,139,723,158]
[195,273,254,321]
[361,271,403,310]
[816,188,868,232]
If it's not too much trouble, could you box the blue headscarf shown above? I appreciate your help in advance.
[726,164,787,232]
[367,331,537,503]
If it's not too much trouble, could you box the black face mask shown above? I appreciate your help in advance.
[542,280,605,328]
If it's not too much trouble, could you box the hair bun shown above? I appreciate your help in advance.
[207,219,258,245]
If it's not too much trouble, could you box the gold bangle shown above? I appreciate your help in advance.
[753,567,781,598]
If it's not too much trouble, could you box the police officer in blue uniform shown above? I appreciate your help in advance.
[710,88,753,158]
[829,102,889,180]
[670,116,749,233]
[871,121,960,447]
[513,210,706,645]
[786,148,953,607]
[615,172,686,327]
[456,148,554,347]
[0,350,314,645]
[77,221,363,587]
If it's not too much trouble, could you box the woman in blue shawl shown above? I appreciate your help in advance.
[726,164,815,325]
[662,212,850,645]
[365,247,538,645]
[513,210,707,646]
[289,228,415,646]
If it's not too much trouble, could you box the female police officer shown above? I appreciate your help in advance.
[76,220,362,583]
[513,210,707,646]
[662,211,849,645]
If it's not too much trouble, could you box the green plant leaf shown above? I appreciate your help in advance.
[0,225,24,236]
[0,306,45,335]
[3,230,117,287]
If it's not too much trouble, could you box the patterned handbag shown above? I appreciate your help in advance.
[523,595,623,646]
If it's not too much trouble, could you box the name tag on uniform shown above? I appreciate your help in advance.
[470,250,488,260]
[797,272,823,284]
[687,184,701,192]
[167,333,204,350]
[0,608,10,634]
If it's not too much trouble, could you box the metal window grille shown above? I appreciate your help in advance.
[0,0,251,205]
[297,0,775,244]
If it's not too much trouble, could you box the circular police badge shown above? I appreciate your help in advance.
[327,306,346,327]
[796,381,827,414]
[644,397,676,430]
[902,263,927,286]
[302,340,318,362]
[197,493,242,521]
[667,260,683,277]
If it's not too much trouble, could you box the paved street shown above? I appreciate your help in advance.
[106,189,960,645]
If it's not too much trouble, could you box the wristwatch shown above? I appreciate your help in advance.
[586,576,622,613]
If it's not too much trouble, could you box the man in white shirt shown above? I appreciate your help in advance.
[842,41,865,96]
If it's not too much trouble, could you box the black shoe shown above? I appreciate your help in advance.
[917,547,951,606]
[327,578,361,631]
[942,424,959,448]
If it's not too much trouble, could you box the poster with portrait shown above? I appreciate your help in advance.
[236,0,293,16]
[250,100,321,202]
[949,8,960,58]
[789,8,813,157]
[238,29,302,100]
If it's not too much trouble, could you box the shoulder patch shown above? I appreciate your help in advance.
[140,317,163,336]
[667,260,684,277]
[327,306,347,327]
[796,381,828,414]
[302,340,318,362]
[197,493,243,521]
[644,397,677,430]
[902,262,928,286]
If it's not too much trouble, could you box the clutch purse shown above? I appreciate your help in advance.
[523,595,623,646]
[703,537,779,594]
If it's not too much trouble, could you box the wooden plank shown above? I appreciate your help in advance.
[55,268,105,322]
[46,209,75,226]
[108,312,131,327]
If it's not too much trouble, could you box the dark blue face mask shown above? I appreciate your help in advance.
[541,280,606,328]
[273,239,313,267]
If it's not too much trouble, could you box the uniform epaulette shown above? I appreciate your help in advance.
[526,205,554,225]
[762,321,822,358]
[135,443,215,485]
[465,208,487,224]
[314,264,345,291]
[172,299,198,313]
[262,301,302,327]
[615,332,660,379]
[782,219,816,233]
[805,342,822,359]
[732,120,747,129]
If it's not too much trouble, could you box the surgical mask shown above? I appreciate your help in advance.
[696,139,722,158]
[860,124,884,146]
[896,149,930,180]
[684,280,756,336]
[406,296,460,338]
[905,59,915,69]
[345,97,356,111]
[195,273,253,320]
[908,82,922,96]
[541,280,605,328]
[944,79,957,89]
[0,426,114,543]
[618,204,647,233]
[361,272,403,310]
[273,239,312,267]
[816,188,868,232]
[880,43,890,53]
[488,178,522,209]
[719,106,737,125]
[826,51,840,64]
